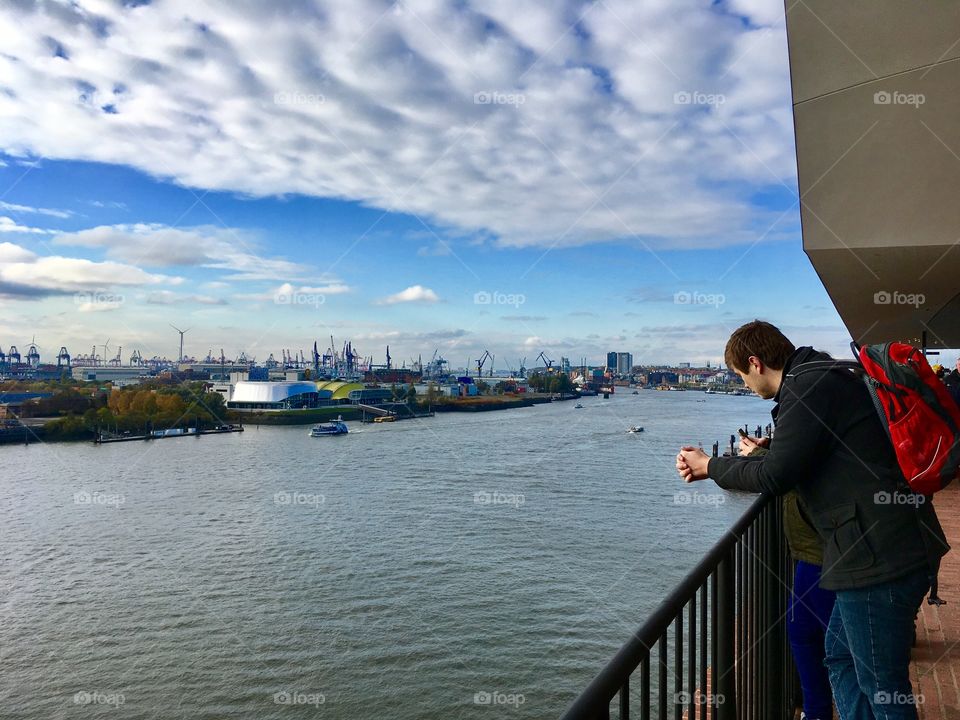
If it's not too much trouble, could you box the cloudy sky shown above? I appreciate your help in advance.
[0,0,867,369]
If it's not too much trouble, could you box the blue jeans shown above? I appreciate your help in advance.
[824,567,929,719]
[789,561,836,719]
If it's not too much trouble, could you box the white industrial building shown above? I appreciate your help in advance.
[225,381,320,411]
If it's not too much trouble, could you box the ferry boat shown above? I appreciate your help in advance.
[309,416,349,436]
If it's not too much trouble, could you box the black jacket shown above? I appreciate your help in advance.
[708,346,949,591]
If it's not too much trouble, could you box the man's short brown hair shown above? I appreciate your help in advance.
[724,320,795,373]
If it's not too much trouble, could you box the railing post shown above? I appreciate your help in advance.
[763,501,785,718]
[716,549,737,720]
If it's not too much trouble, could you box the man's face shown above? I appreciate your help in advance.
[735,361,777,399]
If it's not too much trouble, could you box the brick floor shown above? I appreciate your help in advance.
[912,482,960,720]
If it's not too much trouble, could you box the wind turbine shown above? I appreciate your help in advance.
[170,324,191,363]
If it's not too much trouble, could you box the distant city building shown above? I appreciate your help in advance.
[616,352,633,375]
[606,351,618,371]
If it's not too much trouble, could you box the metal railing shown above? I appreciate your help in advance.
[560,493,798,720]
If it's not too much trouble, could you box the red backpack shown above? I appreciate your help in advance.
[793,342,960,495]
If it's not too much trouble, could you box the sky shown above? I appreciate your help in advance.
[0,0,888,370]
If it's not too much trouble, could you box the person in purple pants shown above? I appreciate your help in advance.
[741,436,835,720]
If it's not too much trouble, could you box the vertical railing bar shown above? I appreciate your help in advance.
[675,609,683,720]
[641,652,650,720]
[620,676,629,720]
[699,582,707,718]
[688,594,696,717]
[659,633,668,719]
[710,571,718,720]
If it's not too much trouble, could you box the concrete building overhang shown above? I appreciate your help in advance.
[785,1,960,348]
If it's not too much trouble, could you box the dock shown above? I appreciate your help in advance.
[94,426,244,444]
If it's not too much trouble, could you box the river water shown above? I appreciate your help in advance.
[1,390,769,719]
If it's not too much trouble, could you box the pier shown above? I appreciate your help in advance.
[94,425,244,444]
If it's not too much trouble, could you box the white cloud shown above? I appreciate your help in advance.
[0,216,51,234]
[55,223,318,280]
[0,0,795,250]
[0,201,72,218]
[144,290,226,305]
[0,241,174,298]
[0,241,38,262]
[376,285,440,305]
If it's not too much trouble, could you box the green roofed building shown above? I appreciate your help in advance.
[315,381,364,401]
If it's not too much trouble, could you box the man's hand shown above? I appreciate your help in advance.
[738,435,770,456]
[676,446,710,482]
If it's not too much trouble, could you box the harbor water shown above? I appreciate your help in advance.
[1,391,768,719]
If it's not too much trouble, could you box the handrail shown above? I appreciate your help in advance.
[560,491,797,719]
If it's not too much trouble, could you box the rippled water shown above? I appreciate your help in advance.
[1,391,768,719]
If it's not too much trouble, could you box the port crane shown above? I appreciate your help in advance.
[537,351,553,370]
[476,350,493,377]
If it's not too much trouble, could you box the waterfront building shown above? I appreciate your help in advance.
[225,381,321,411]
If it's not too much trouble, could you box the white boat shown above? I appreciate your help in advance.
[627,426,644,433]
[574,402,584,408]
[309,416,349,436]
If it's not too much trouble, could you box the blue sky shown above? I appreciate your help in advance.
[0,0,876,369]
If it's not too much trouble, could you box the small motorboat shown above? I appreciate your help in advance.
[627,426,644,433]
[310,416,349,436]
[574,402,584,409]
[631,390,639,395]
[373,415,396,423]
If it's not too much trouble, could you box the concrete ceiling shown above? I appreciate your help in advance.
[785,1,960,348]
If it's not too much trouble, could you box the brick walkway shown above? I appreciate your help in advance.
[913,482,960,719]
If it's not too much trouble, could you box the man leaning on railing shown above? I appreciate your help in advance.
[676,320,949,720]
